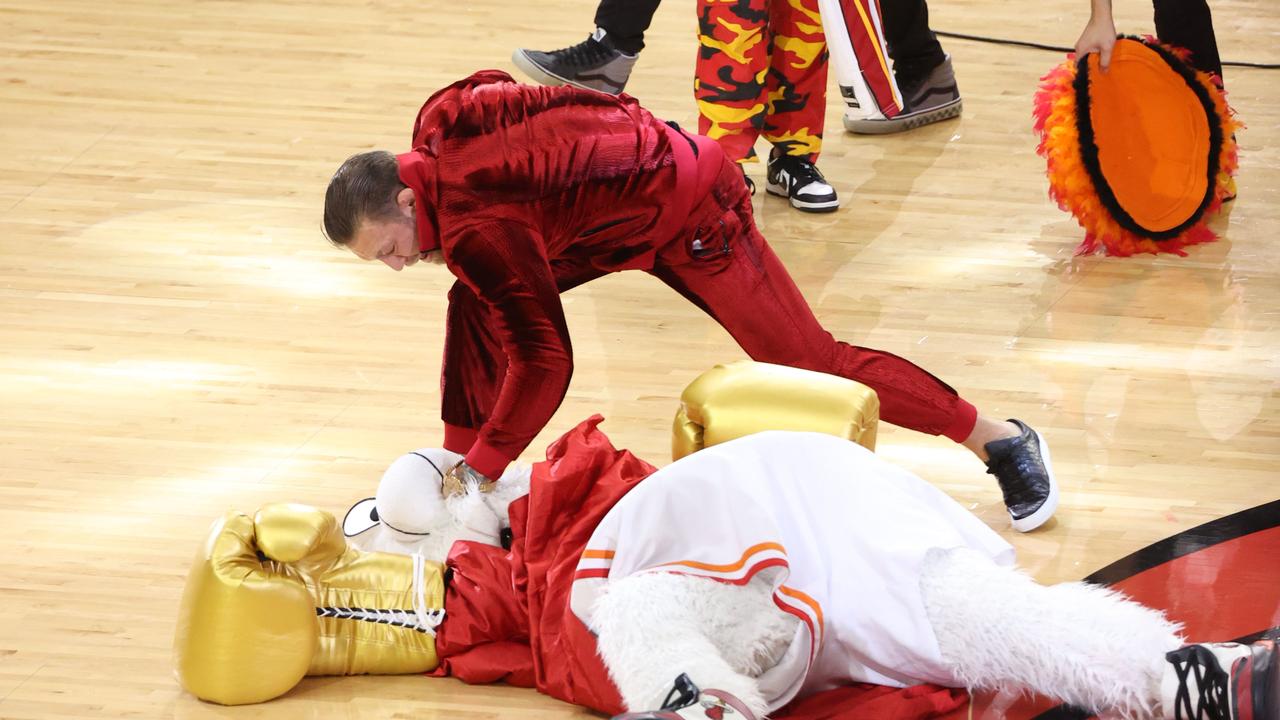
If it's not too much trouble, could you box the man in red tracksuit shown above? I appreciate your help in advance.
[321,70,1058,532]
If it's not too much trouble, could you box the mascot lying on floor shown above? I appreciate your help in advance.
[174,362,1276,720]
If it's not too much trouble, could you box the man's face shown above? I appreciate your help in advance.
[347,187,436,271]
[349,214,422,271]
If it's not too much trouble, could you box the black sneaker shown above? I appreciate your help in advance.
[765,154,838,212]
[741,165,755,196]
[512,28,638,96]
[610,674,759,720]
[983,419,1058,532]
[844,54,962,134]
[1163,640,1278,720]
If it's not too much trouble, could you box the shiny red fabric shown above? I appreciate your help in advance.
[432,416,970,719]
[434,415,651,712]
[398,71,976,481]
[776,683,969,720]
[395,72,691,479]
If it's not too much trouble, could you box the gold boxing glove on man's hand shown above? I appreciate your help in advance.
[173,503,446,705]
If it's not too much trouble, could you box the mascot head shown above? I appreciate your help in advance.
[343,449,530,561]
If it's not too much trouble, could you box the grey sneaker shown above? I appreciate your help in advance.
[512,28,638,96]
[844,55,962,134]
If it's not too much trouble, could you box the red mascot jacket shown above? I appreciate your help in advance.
[431,416,969,720]
[396,71,724,480]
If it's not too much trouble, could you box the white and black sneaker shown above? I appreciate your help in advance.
[983,419,1059,532]
[765,154,838,212]
[610,674,760,720]
[845,54,962,135]
[512,28,638,96]
[1162,640,1278,720]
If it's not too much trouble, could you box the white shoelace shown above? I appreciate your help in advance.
[411,553,445,634]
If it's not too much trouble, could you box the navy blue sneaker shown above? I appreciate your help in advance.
[984,419,1059,532]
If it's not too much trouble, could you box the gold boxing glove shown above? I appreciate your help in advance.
[173,502,445,705]
[673,360,880,460]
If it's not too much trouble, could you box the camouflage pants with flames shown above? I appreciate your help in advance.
[695,0,896,163]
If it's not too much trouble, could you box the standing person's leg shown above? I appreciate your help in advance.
[652,167,1058,530]
[1153,0,1224,81]
[695,0,772,166]
[758,0,841,212]
[652,205,975,442]
[759,0,827,163]
[845,0,962,134]
[818,0,902,122]
[511,0,652,95]
[881,0,944,83]
[594,0,664,55]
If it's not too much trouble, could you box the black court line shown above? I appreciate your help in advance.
[1085,498,1280,585]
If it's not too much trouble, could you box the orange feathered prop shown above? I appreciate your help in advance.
[1033,36,1241,257]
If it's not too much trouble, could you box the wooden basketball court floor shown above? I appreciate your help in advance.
[1,0,1276,717]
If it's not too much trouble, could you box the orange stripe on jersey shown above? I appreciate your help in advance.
[581,548,616,560]
[574,568,612,581]
[657,541,787,574]
[778,584,825,636]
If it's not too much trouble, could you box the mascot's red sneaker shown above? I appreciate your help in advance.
[611,674,760,720]
[1162,639,1278,719]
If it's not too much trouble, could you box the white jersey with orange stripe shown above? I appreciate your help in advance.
[568,430,1014,711]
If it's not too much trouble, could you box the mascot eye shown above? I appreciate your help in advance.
[342,498,381,537]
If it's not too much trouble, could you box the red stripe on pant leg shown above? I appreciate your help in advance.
[837,0,901,117]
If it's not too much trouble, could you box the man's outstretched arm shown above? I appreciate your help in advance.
[440,221,575,480]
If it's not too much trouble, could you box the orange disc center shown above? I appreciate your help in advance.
[1087,39,1210,233]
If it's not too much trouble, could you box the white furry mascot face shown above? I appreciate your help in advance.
[342,448,531,562]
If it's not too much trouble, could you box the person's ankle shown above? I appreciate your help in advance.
[597,27,643,57]
[963,417,1020,461]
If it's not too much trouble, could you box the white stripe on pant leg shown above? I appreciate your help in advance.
[920,547,1183,719]
[816,0,901,121]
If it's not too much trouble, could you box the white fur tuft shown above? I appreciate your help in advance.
[920,547,1183,719]
[589,571,797,717]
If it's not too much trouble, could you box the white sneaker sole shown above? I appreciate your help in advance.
[511,49,618,95]
[764,181,839,212]
[1009,428,1059,532]
[844,98,963,135]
